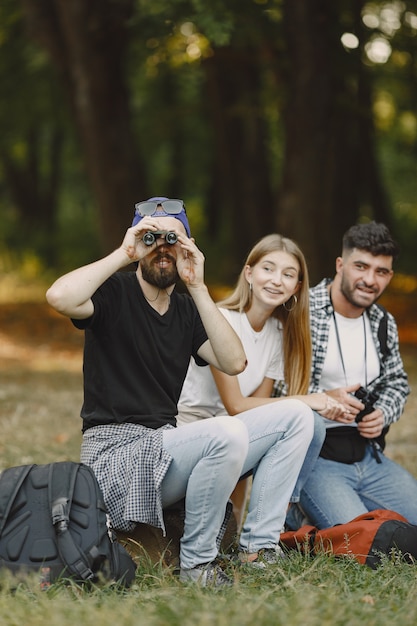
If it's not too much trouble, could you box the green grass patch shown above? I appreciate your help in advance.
[0,554,416,626]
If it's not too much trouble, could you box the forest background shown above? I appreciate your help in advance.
[1,3,417,623]
[0,0,416,295]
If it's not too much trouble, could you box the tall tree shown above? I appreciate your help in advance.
[0,1,67,263]
[279,0,396,282]
[202,46,276,279]
[20,0,144,253]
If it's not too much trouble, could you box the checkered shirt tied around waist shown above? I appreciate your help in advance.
[81,423,174,533]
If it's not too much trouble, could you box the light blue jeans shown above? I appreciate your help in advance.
[161,399,314,569]
[294,444,417,529]
[289,411,326,502]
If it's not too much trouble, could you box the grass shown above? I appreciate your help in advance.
[0,303,417,625]
[1,553,417,626]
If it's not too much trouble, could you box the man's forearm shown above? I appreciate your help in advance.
[46,248,129,318]
[189,285,247,375]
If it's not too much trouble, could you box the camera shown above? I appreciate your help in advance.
[354,386,379,423]
[142,230,178,246]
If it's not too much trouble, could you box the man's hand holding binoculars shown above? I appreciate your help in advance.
[122,218,182,262]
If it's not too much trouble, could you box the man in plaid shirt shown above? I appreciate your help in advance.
[287,222,417,530]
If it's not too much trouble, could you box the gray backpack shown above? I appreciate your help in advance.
[0,461,136,587]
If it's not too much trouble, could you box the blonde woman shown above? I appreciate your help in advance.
[177,234,346,565]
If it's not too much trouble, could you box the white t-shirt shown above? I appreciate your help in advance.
[177,308,283,422]
[320,312,380,429]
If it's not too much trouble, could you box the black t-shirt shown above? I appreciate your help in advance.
[72,272,208,431]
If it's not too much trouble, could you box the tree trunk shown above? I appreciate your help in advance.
[203,47,275,280]
[279,0,394,283]
[20,0,145,254]
[1,124,63,263]
[279,0,353,282]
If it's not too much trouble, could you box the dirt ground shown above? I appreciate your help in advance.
[0,300,416,476]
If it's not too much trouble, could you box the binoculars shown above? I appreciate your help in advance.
[142,230,178,246]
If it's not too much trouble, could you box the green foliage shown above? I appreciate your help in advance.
[0,0,417,280]
[0,1,96,272]
[359,1,417,273]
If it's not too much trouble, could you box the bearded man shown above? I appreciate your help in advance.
[47,197,314,585]
[286,221,417,530]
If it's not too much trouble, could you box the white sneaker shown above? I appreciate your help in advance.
[239,546,287,569]
[179,561,233,587]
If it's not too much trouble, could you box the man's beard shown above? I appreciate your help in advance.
[340,274,378,308]
[140,252,179,289]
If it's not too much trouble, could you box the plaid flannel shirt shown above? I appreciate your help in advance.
[81,423,173,533]
[309,278,410,427]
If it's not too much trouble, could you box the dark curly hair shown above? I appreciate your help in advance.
[342,222,399,260]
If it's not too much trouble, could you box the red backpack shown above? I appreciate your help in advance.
[280,509,417,568]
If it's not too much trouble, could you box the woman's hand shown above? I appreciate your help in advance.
[302,392,353,421]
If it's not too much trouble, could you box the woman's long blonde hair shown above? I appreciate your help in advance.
[217,234,311,395]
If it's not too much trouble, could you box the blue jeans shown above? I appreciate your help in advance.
[295,444,417,529]
[161,399,314,568]
[289,411,326,502]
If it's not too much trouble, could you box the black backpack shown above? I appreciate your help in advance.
[0,462,137,587]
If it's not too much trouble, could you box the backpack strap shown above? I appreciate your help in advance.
[375,304,389,360]
[49,462,96,581]
[0,464,35,535]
